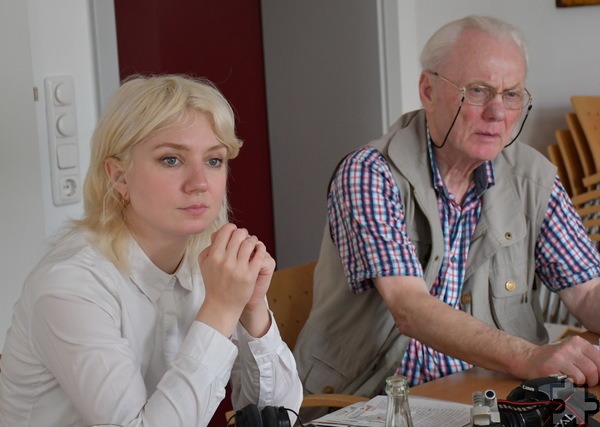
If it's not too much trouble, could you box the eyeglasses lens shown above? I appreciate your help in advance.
[464,86,530,110]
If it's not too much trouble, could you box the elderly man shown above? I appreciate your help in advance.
[294,15,600,397]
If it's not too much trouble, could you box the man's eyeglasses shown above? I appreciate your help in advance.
[431,71,532,110]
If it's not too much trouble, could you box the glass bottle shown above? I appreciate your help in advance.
[385,375,414,427]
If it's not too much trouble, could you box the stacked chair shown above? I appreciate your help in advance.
[552,97,600,243]
[545,96,600,329]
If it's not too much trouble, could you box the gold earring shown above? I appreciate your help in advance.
[121,193,130,207]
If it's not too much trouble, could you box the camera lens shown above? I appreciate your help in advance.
[499,404,554,427]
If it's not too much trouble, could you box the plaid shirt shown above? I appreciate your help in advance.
[328,141,600,386]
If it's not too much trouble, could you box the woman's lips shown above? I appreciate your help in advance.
[181,204,208,215]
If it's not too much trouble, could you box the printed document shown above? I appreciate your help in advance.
[309,395,471,427]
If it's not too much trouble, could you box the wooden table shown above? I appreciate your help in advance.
[411,366,525,404]
[410,328,600,422]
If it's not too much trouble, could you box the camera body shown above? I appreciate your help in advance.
[471,374,600,427]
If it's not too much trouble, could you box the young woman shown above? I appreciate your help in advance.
[0,75,302,426]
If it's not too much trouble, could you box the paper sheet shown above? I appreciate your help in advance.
[309,395,471,427]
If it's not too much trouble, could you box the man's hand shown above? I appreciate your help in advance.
[520,335,600,386]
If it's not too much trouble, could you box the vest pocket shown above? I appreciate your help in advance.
[488,261,541,342]
[303,357,348,395]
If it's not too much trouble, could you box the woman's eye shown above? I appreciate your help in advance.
[207,158,223,168]
[161,156,181,166]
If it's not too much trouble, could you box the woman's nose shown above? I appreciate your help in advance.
[185,164,208,194]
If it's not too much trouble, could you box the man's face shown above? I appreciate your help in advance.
[421,28,528,166]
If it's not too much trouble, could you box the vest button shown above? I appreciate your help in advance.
[505,280,516,291]
[505,232,512,240]
[322,386,335,394]
[461,293,472,304]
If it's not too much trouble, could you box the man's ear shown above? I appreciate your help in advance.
[105,157,127,196]
[419,72,435,112]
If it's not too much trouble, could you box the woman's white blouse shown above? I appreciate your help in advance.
[0,230,302,426]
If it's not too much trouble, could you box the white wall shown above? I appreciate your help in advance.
[0,0,47,348]
[0,0,102,346]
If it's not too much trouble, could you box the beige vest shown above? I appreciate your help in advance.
[294,110,557,397]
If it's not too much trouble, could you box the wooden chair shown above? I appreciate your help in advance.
[555,129,585,196]
[225,261,368,425]
[547,143,572,196]
[267,261,316,350]
[568,101,600,244]
[566,112,596,182]
[571,96,600,173]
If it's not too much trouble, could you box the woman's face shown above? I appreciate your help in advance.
[112,112,228,248]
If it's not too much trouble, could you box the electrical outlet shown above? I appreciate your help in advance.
[58,176,80,202]
[44,76,82,206]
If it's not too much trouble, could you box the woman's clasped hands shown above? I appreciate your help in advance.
[196,223,275,338]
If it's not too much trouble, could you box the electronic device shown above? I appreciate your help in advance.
[470,374,600,427]
[231,404,292,427]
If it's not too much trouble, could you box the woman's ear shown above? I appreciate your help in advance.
[105,157,127,196]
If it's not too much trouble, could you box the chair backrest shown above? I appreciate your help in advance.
[546,143,571,196]
[571,96,600,172]
[267,261,316,351]
[555,129,585,196]
[566,112,595,180]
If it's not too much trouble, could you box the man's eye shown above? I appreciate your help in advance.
[504,90,521,99]
[468,86,488,95]
[161,156,180,166]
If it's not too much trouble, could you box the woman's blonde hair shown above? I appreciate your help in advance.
[74,74,243,270]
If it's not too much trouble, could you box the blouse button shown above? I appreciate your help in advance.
[505,232,512,240]
[505,280,516,292]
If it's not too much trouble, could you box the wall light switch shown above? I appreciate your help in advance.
[45,76,81,206]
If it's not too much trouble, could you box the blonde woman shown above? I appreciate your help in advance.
[0,75,302,427]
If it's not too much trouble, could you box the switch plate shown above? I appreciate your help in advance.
[45,76,81,206]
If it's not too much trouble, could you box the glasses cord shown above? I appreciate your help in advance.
[504,103,533,148]
[431,96,465,149]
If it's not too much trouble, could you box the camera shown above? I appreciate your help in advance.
[471,374,600,427]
